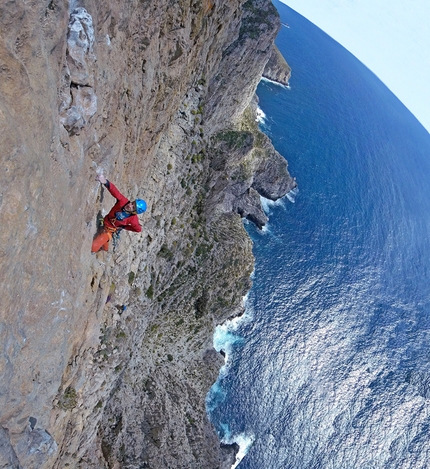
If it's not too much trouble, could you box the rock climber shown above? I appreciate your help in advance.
[91,174,147,253]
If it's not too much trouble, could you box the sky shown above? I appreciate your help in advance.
[279,0,430,133]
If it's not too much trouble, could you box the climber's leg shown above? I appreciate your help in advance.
[91,230,112,253]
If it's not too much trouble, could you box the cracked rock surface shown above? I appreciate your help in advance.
[0,0,295,467]
[60,7,97,136]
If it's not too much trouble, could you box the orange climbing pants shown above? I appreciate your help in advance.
[91,229,113,253]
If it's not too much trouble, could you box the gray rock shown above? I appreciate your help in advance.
[0,424,57,469]
[60,86,97,135]
[235,187,269,229]
[67,8,95,86]
[206,102,296,229]
[0,426,21,469]
[263,44,292,86]
[252,141,297,199]
[60,8,97,135]
[220,442,240,469]
[0,0,296,468]
[26,428,57,456]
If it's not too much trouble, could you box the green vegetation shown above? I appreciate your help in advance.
[240,0,276,40]
[146,285,154,299]
[128,271,136,285]
[190,105,203,116]
[191,152,205,164]
[195,290,209,319]
[158,244,174,261]
[59,386,78,410]
[195,243,212,258]
[217,130,250,150]
[186,413,196,425]
[237,159,254,181]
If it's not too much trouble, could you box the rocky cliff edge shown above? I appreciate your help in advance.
[0,1,295,468]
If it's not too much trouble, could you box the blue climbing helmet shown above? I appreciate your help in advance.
[135,198,147,214]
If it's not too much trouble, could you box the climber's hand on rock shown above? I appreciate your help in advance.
[96,174,107,184]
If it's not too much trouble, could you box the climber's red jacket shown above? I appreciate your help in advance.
[102,180,142,232]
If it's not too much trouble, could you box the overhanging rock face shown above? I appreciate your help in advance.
[0,0,295,467]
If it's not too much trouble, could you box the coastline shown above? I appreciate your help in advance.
[206,295,256,467]
[205,191,296,467]
[261,75,291,89]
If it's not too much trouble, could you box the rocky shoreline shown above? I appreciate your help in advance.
[263,44,292,86]
[0,1,294,467]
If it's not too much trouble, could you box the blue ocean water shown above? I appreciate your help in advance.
[207,2,430,468]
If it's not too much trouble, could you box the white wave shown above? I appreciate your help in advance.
[261,223,270,234]
[260,195,285,215]
[241,292,254,318]
[243,218,269,233]
[260,188,299,214]
[260,76,291,90]
[227,432,256,469]
[212,304,253,364]
[206,380,227,412]
[242,291,250,305]
[219,423,231,441]
[217,425,256,469]
[256,106,266,124]
[286,186,299,203]
[213,327,243,362]
[207,293,254,432]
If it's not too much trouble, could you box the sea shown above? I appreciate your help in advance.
[206,2,430,468]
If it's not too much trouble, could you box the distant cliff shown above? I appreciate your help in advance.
[0,1,294,468]
[263,44,292,85]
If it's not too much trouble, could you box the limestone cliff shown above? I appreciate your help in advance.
[263,44,292,86]
[0,1,295,468]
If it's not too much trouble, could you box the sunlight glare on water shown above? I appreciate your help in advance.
[207,2,430,468]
